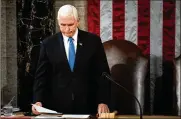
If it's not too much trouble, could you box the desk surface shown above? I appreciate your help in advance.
[1,112,180,119]
[116,115,180,118]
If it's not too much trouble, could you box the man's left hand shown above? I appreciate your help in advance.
[97,103,110,115]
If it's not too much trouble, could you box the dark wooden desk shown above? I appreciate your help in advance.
[115,115,180,118]
[1,113,180,119]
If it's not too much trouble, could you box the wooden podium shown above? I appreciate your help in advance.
[99,112,180,119]
[115,115,180,119]
[1,112,180,119]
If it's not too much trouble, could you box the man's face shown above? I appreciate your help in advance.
[58,16,79,37]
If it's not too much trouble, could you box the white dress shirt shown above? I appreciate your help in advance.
[62,28,78,60]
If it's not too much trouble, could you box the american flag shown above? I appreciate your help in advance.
[87,0,180,114]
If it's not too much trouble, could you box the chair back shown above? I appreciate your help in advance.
[103,40,148,115]
[174,55,181,116]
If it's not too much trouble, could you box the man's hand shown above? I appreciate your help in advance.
[97,103,110,115]
[32,102,42,115]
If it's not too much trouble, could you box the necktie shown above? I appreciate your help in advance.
[68,37,75,72]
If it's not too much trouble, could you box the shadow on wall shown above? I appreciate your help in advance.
[154,60,175,115]
[109,63,149,115]
[110,64,137,114]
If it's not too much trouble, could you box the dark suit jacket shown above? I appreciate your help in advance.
[33,29,110,114]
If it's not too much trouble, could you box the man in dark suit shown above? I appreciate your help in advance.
[32,4,110,115]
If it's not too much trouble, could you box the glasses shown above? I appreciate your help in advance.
[2,96,15,116]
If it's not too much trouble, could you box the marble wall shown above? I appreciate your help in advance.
[1,0,17,107]
[17,0,55,111]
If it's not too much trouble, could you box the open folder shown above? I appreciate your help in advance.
[31,104,62,115]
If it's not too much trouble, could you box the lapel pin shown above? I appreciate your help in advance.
[79,43,83,46]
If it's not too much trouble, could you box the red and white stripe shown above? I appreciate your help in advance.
[87,0,180,113]
[175,0,180,57]
[88,0,180,58]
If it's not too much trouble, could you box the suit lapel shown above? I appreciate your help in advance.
[56,32,71,72]
[74,30,85,72]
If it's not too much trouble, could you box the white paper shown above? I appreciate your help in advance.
[34,115,61,118]
[34,114,90,118]
[32,104,58,114]
[62,114,90,118]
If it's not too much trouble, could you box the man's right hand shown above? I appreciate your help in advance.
[32,102,42,115]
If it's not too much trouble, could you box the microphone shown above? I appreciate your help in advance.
[102,72,143,119]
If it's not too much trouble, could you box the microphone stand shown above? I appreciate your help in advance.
[102,72,143,119]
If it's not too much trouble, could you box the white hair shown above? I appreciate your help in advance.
[57,4,79,21]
